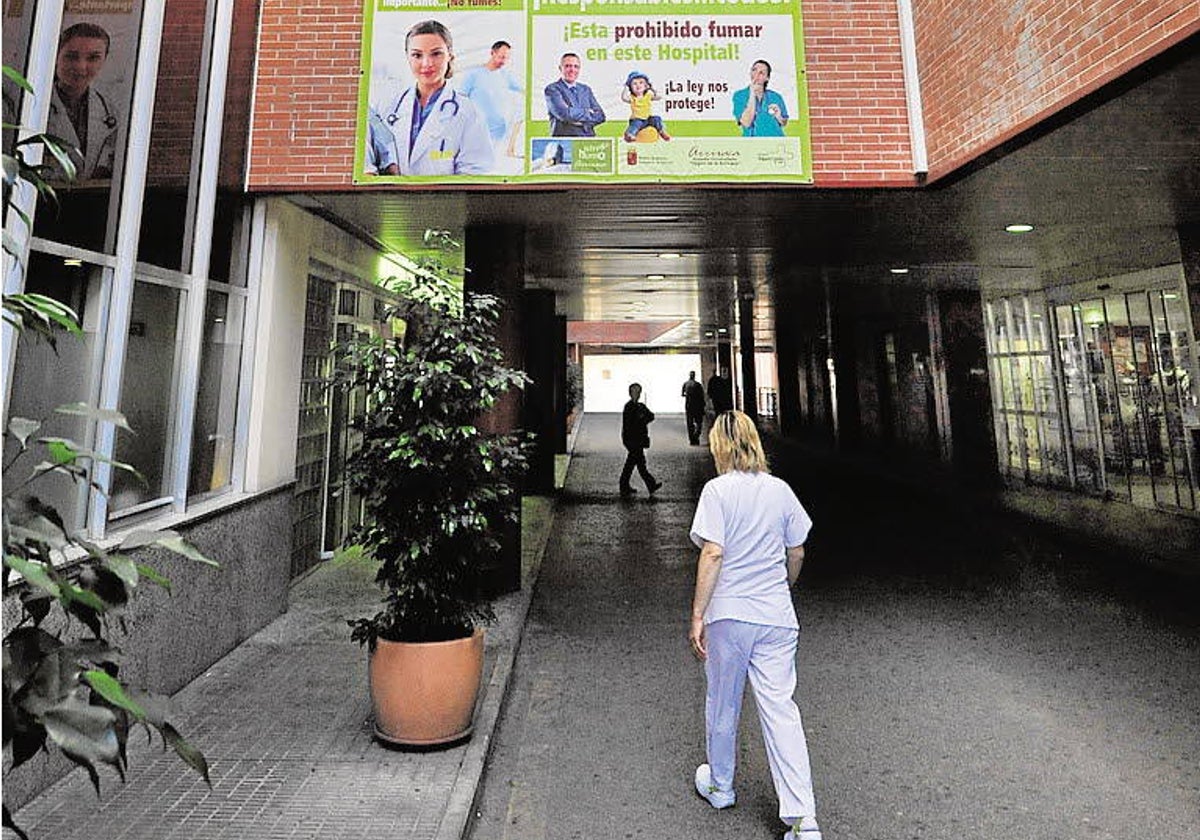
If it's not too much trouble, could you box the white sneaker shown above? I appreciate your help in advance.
[693,763,735,809]
[783,816,822,840]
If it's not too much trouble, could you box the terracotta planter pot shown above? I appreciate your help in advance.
[368,628,485,747]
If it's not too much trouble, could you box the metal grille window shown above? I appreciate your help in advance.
[1053,287,1197,511]
[984,294,1068,485]
[291,272,334,578]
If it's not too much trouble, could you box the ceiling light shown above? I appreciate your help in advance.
[63,258,83,267]
[704,331,714,338]
[717,327,728,334]
[1005,223,1034,234]
[889,267,909,275]
[645,273,665,281]
[657,252,682,260]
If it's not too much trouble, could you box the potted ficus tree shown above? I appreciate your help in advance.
[339,234,529,747]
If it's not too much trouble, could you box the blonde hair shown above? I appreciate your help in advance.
[709,410,770,474]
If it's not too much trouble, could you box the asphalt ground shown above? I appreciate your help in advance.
[467,412,1200,840]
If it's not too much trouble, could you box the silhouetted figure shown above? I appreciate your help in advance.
[619,383,661,496]
[682,371,706,445]
[708,369,733,414]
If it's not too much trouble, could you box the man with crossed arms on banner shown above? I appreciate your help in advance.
[544,52,605,137]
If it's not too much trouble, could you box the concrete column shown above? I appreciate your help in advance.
[554,315,568,455]
[716,342,732,375]
[737,283,758,421]
[465,223,524,595]
[774,278,800,438]
[522,289,558,493]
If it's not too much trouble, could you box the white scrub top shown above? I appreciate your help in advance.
[689,471,813,629]
[379,85,494,176]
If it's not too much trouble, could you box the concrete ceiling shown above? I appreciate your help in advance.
[300,38,1199,347]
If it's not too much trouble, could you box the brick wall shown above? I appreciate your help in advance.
[247,0,919,189]
[804,0,915,186]
[250,0,363,188]
[914,0,1200,182]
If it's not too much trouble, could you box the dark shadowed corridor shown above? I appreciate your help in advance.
[469,412,1200,840]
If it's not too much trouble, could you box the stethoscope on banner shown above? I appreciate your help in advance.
[51,86,118,131]
[97,90,117,130]
[384,87,461,128]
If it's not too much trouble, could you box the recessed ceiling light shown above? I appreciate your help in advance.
[889,267,909,275]
[646,273,665,280]
[1005,223,1034,234]
[717,327,728,334]
[704,331,714,338]
[63,258,83,267]
[658,252,682,260]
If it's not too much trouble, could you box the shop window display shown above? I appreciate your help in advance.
[1049,283,1197,512]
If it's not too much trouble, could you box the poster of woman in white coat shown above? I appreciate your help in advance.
[45,22,119,181]
[366,19,493,177]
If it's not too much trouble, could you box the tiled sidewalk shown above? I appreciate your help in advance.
[8,496,556,840]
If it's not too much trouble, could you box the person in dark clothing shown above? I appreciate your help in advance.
[708,369,734,414]
[682,370,706,445]
[620,382,662,496]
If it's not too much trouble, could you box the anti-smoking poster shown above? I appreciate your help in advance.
[354,0,811,184]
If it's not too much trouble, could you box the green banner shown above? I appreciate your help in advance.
[355,0,810,183]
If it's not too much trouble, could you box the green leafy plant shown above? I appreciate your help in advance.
[3,406,218,833]
[565,360,583,414]
[339,239,530,646]
[3,65,79,350]
[2,64,214,839]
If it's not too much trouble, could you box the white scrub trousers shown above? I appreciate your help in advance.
[704,619,818,822]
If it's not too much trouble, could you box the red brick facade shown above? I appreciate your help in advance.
[804,0,914,186]
[250,0,363,188]
[246,0,1198,190]
[914,0,1200,181]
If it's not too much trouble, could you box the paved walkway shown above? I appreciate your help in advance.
[470,413,1200,840]
[10,413,1200,840]
[8,495,557,840]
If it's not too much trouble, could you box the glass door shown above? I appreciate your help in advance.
[1055,303,1104,493]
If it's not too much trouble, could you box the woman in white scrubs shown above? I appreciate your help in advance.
[374,20,493,177]
[688,411,822,840]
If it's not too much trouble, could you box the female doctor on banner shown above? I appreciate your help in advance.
[372,20,493,177]
[46,22,119,180]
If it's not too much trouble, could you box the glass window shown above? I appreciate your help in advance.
[188,290,244,497]
[136,0,206,271]
[33,8,144,255]
[110,280,184,514]
[1027,293,1049,353]
[984,293,1065,485]
[988,300,1010,354]
[3,253,106,531]
[208,193,248,285]
[1010,299,1030,352]
[1,0,37,162]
